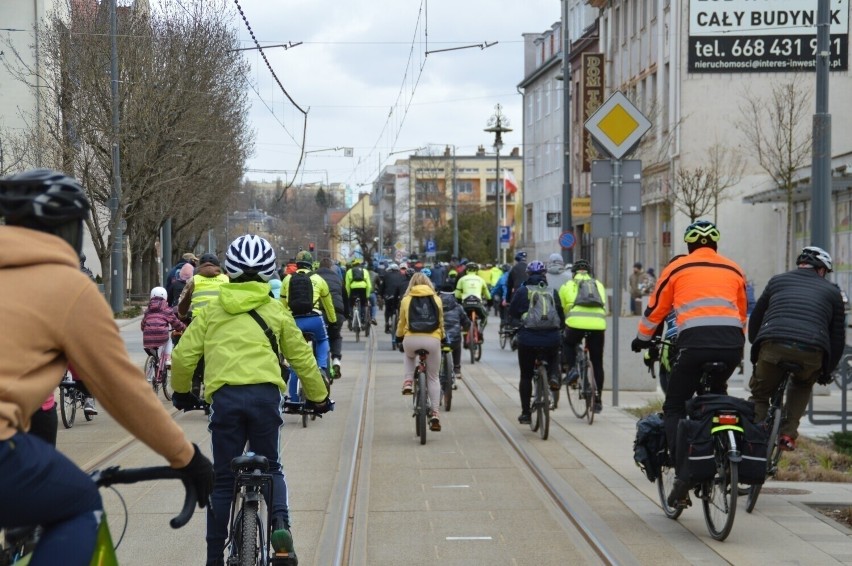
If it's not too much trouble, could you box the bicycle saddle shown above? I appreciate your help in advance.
[777,360,803,374]
[230,453,270,473]
[700,361,729,376]
[415,349,430,356]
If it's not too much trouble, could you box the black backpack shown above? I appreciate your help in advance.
[408,295,439,333]
[288,272,316,315]
[351,266,365,282]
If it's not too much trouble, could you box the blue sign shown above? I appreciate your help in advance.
[425,239,437,253]
[559,231,576,249]
[500,226,511,243]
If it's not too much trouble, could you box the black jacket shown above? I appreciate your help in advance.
[381,271,409,300]
[507,274,564,347]
[438,291,470,342]
[506,261,528,302]
[316,266,346,318]
[748,267,846,373]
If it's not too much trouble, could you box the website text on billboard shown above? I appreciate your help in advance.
[688,0,850,73]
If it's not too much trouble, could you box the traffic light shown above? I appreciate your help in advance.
[309,242,315,252]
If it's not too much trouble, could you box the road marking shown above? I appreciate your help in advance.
[432,484,470,488]
[445,536,492,541]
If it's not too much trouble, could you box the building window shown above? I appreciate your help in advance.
[527,95,533,125]
[525,205,533,242]
[545,80,551,115]
[614,7,620,47]
[416,207,439,221]
[415,181,439,198]
[554,79,561,110]
[456,180,474,195]
[536,88,542,121]
[652,0,658,21]
[642,0,648,29]
[544,142,551,174]
[486,180,498,196]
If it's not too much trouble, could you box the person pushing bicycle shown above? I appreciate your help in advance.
[748,246,845,452]
[171,234,332,566]
[0,169,213,566]
[631,220,747,509]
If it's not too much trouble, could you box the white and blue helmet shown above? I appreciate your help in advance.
[224,235,277,281]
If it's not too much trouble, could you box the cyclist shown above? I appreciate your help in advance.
[631,219,747,508]
[316,257,346,378]
[748,246,845,451]
[0,169,213,566]
[141,286,186,378]
[492,264,511,326]
[281,250,336,401]
[455,262,491,341]
[558,258,608,413]
[345,257,373,334]
[438,281,470,383]
[368,264,380,324]
[509,261,565,424]
[176,252,229,320]
[396,272,445,430]
[546,252,573,290]
[380,262,407,334]
[171,234,332,566]
[505,250,529,303]
[165,252,198,306]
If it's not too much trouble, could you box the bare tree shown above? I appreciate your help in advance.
[671,167,718,222]
[707,142,746,222]
[738,80,812,268]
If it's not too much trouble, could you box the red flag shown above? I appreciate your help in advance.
[504,169,519,195]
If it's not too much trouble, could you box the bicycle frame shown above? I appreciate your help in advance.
[412,350,430,445]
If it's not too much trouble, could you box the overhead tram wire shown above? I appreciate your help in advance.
[232,0,308,200]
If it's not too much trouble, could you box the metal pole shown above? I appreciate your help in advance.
[378,183,384,262]
[811,0,832,251]
[108,0,124,312]
[611,158,622,407]
[452,146,459,259]
[561,0,573,265]
[495,146,501,263]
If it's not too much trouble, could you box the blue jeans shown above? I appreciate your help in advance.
[288,313,329,401]
[369,292,378,320]
[207,384,288,565]
[0,432,102,566]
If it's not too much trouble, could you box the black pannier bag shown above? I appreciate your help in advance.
[633,412,667,482]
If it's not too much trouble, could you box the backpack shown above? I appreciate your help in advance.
[522,284,560,330]
[351,266,365,282]
[575,278,604,308]
[288,272,316,315]
[408,295,439,333]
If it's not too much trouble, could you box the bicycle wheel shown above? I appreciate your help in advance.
[538,368,550,440]
[353,311,361,343]
[298,381,308,428]
[499,328,508,350]
[161,366,173,401]
[702,446,739,541]
[746,406,782,513]
[417,370,427,445]
[468,319,477,365]
[657,459,684,520]
[60,386,76,429]
[440,353,453,412]
[146,356,159,395]
[586,366,597,425]
[530,374,542,433]
[239,501,260,566]
[565,363,588,419]
[390,312,399,350]
[474,336,482,361]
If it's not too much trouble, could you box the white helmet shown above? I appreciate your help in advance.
[150,286,167,300]
[388,263,400,271]
[224,235,277,281]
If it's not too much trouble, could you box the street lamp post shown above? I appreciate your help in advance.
[485,104,512,264]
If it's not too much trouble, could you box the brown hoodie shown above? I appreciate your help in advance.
[0,226,194,467]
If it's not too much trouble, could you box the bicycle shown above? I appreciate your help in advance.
[744,360,799,513]
[351,298,363,343]
[59,370,94,428]
[412,349,431,445]
[498,322,518,351]
[389,307,400,351]
[2,465,198,566]
[462,298,483,365]
[438,343,454,412]
[656,361,744,541]
[528,347,552,440]
[145,347,172,401]
[564,335,596,425]
[284,333,331,429]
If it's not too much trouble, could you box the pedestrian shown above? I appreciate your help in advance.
[628,262,651,315]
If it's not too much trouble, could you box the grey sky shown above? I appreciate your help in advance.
[231,0,560,188]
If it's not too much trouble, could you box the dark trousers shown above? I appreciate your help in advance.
[29,405,58,447]
[349,288,368,323]
[563,328,606,396]
[384,297,400,329]
[449,337,462,373]
[749,340,823,440]
[0,432,102,566]
[325,315,343,360]
[517,344,560,415]
[662,347,741,469]
[207,384,288,565]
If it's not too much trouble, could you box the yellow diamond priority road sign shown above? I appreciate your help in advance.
[584,91,651,160]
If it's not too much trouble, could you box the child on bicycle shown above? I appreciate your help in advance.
[142,286,186,377]
[508,261,564,424]
[438,281,470,383]
[396,272,445,431]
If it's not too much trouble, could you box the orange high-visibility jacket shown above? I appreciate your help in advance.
[636,247,747,350]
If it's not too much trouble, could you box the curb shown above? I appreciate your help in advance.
[116,315,143,328]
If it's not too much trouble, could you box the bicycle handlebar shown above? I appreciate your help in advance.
[92,466,198,529]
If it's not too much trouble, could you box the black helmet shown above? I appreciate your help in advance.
[0,169,91,255]
[571,258,591,273]
[199,253,220,266]
[796,245,833,272]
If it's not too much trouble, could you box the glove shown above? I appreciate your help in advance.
[396,337,404,352]
[631,337,649,352]
[816,372,834,386]
[177,443,214,509]
[172,391,202,411]
[305,397,335,415]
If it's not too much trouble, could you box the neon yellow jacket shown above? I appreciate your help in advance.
[188,273,229,313]
[489,268,503,287]
[558,273,608,331]
[396,284,445,341]
[344,265,372,296]
[172,281,326,403]
[455,273,491,301]
[281,269,337,323]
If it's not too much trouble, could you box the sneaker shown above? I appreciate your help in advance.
[270,526,297,563]
[779,434,796,451]
[666,478,693,509]
[384,326,391,334]
[429,415,442,431]
[370,318,377,326]
[83,398,98,416]
[594,402,603,414]
[401,380,413,395]
[565,368,579,386]
[332,358,342,379]
[549,376,561,391]
[517,412,531,424]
